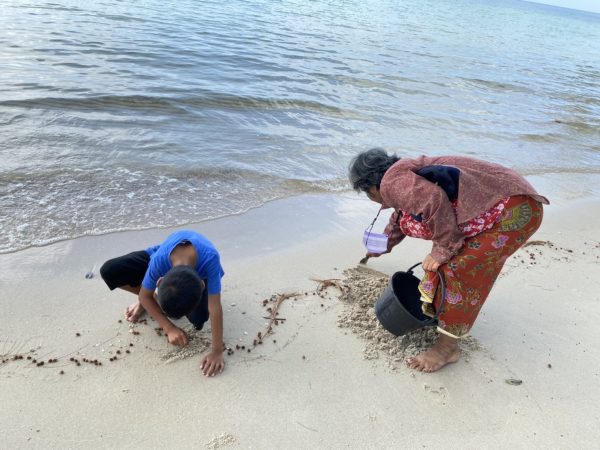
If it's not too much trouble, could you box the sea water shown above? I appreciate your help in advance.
[1,0,599,253]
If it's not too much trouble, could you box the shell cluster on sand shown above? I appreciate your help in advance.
[336,265,481,366]
[205,432,236,449]
[161,325,212,363]
[0,334,138,374]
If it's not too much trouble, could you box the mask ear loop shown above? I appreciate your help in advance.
[365,207,383,244]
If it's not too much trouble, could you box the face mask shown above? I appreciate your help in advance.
[363,208,388,254]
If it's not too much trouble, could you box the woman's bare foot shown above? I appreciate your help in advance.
[125,302,146,322]
[406,333,460,372]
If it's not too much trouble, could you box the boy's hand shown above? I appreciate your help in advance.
[201,350,224,377]
[165,325,188,347]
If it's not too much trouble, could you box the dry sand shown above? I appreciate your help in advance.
[1,192,599,449]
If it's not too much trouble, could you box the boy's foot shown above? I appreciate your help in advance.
[406,334,460,372]
[125,302,146,322]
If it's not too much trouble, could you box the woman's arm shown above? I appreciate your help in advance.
[383,210,406,252]
[381,168,464,264]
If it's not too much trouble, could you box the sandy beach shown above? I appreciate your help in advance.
[2,0,599,447]
[1,188,599,449]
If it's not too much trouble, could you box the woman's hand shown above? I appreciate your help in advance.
[201,350,225,377]
[422,253,441,272]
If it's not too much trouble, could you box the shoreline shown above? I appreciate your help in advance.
[3,169,600,256]
[1,192,600,448]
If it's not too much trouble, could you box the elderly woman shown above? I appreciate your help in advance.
[349,149,549,372]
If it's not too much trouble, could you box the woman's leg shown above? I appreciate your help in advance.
[406,333,460,372]
[408,196,544,372]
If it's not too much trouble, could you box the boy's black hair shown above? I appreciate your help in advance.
[348,148,400,193]
[157,266,204,319]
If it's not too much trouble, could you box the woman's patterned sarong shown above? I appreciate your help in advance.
[418,195,544,338]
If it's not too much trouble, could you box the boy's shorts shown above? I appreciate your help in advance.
[100,250,210,329]
[100,250,150,291]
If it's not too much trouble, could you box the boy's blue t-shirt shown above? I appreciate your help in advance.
[142,230,224,295]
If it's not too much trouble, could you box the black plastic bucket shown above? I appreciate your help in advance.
[375,263,445,337]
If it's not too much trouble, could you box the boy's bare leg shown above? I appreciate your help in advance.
[118,285,146,322]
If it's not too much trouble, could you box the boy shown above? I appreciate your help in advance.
[100,230,225,377]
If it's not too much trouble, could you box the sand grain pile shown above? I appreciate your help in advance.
[161,325,212,363]
[337,265,481,365]
[205,433,236,449]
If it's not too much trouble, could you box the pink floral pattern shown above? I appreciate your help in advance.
[445,290,463,304]
[420,280,434,292]
[398,197,510,239]
[491,234,509,248]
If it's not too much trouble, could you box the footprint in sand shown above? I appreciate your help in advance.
[423,384,449,405]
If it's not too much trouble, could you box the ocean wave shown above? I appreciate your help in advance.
[0,166,349,254]
[461,77,536,94]
[0,93,352,117]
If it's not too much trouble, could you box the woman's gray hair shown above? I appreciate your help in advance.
[348,148,400,192]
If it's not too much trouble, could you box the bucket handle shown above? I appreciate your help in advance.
[406,262,446,322]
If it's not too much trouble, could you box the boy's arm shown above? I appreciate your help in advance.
[201,293,225,377]
[138,287,188,346]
